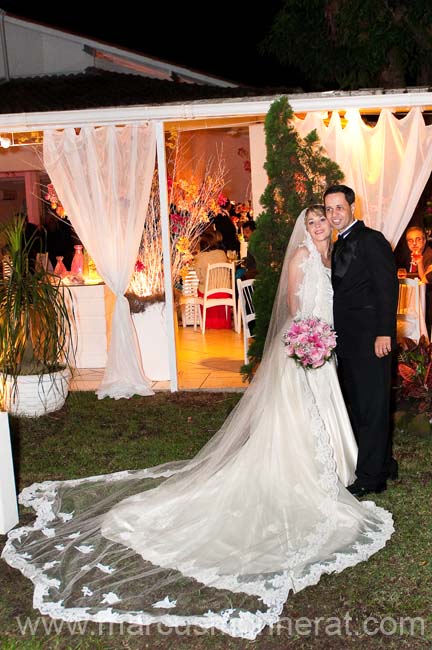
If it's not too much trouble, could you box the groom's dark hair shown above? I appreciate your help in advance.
[324,184,355,205]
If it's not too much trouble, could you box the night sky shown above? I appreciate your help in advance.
[0,2,302,88]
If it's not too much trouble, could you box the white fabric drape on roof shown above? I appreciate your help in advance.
[43,123,157,400]
[294,107,432,247]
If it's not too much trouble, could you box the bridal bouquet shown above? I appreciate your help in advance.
[282,317,337,369]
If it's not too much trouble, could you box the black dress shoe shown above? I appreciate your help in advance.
[347,482,387,498]
[386,460,399,480]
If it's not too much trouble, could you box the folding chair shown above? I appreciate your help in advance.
[179,269,202,331]
[396,277,422,342]
[237,277,255,364]
[199,262,238,335]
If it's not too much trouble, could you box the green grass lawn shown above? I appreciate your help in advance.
[0,390,431,650]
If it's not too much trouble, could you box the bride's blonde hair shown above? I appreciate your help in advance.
[304,204,326,221]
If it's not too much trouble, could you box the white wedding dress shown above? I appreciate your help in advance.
[2,218,393,640]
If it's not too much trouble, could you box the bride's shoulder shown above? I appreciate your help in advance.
[289,245,310,267]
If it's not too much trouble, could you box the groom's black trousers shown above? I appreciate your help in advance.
[336,353,392,488]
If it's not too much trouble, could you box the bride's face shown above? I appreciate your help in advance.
[305,212,332,244]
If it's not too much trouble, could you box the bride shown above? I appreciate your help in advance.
[2,206,393,640]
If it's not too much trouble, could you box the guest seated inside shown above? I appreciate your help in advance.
[193,228,232,329]
[45,214,79,271]
[210,211,240,258]
[397,225,432,337]
[239,220,257,280]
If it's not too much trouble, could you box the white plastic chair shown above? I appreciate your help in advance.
[396,277,423,342]
[179,269,202,331]
[198,262,238,335]
[237,278,255,364]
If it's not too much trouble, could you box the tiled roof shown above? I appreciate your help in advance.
[0,68,294,114]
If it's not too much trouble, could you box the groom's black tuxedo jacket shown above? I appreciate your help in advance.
[332,221,399,358]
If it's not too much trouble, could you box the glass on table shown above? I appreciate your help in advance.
[54,256,68,278]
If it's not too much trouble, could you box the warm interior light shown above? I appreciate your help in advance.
[0,131,43,147]
[0,137,11,149]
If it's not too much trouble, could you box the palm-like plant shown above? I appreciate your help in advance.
[0,215,75,413]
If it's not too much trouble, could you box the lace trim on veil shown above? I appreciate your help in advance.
[1,219,394,640]
[2,463,393,639]
[2,362,394,640]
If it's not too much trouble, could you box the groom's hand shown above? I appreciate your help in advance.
[375,336,392,358]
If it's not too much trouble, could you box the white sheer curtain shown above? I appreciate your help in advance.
[43,123,157,399]
[294,108,432,247]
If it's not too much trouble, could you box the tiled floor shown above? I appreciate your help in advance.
[70,326,247,393]
[177,327,246,390]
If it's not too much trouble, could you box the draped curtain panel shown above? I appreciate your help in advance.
[43,123,157,400]
[294,108,432,248]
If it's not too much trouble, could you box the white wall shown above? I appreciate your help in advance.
[249,124,267,220]
[175,128,252,204]
[1,18,93,77]
[0,145,44,172]
[0,146,44,224]
[0,179,26,224]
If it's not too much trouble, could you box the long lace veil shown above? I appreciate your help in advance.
[263,208,308,351]
[2,209,393,640]
[102,211,309,486]
[2,211,311,626]
[151,209,310,483]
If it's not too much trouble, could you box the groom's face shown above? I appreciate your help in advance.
[324,193,355,231]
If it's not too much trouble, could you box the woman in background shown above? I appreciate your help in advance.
[193,228,232,329]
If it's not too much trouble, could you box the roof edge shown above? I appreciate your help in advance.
[1,9,239,88]
[1,89,432,131]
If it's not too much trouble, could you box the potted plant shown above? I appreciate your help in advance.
[0,215,75,417]
[124,175,169,382]
[396,335,432,432]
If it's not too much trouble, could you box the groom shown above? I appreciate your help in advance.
[325,185,399,497]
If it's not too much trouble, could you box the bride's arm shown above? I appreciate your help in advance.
[287,246,308,317]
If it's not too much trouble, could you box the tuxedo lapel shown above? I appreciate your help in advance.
[332,221,364,282]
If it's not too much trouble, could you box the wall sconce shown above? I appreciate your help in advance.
[0,136,11,149]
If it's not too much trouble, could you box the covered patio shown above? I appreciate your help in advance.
[1,87,432,397]
[71,326,245,392]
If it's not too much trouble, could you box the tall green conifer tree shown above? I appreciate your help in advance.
[243,97,343,378]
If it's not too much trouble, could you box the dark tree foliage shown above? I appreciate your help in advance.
[242,97,343,379]
[261,0,432,90]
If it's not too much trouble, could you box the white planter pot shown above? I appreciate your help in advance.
[1,369,71,417]
[132,303,169,381]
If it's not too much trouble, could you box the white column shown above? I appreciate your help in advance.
[156,121,178,391]
[0,411,18,534]
[249,124,267,220]
[24,171,41,225]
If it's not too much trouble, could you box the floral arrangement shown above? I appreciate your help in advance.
[127,173,164,308]
[282,317,337,369]
[127,132,227,303]
[168,172,226,281]
[44,183,67,219]
[397,335,432,418]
